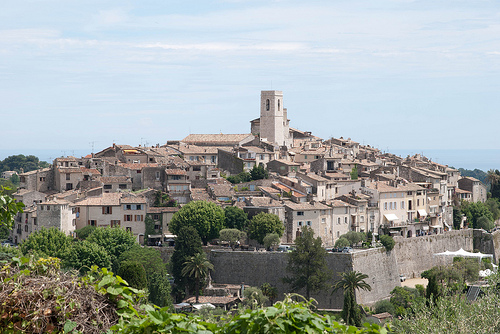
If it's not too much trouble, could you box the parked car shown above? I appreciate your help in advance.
[342,247,353,253]
[400,274,407,282]
[277,245,292,252]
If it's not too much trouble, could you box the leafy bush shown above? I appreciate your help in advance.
[247,212,284,244]
[74,225,97,240]
[335,237,350,248]
[219,228,247,248]
[20,227,72,259]
[117,260,148,290]
[379,235,395,251]
[374,299,395,315]
[63,240,112,274]
[86,227,136,270]
[169,201,225,244]
[263,233,280,250]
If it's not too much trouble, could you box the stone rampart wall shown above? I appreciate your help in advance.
[393,229,474,278]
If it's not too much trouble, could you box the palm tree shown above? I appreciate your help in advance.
[332,271,371,326]
[182,252,214,303]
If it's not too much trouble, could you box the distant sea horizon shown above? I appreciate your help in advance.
[0,148,499,172]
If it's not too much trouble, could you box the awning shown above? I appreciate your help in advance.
[431,225,441,229]
[163,234,177,239]
[444,222,450,228]
[422,226,429,231]
[418,209,427,217]
[384,214,399,221]
[148,234,162,238]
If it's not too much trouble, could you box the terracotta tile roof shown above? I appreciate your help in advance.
[148,206,180,213]
[272,182,306,198]
[118,163,159,170]
[301,173,328,182]
[75,193,146,206]
[19,167,51,176]
[463,176,480,182]
[209,183,234,197]
[165,169,187,175]
[182,134,254,145]
[100,176,130,183]
[75,193,122,206]
[191,189,212,202]
[366,181,425,193]
[80,167,101,175]
[245,197,283,207]
[259,186,280,194]
[58,167,83,174]
[284,201,330,211]
[40,199,71,205]
[54,157,78,162]
[172,144,221,155]
[329,199,356,208]
[270,159,300,166]
[455,188,472,194]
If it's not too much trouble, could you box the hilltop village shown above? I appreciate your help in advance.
[9,90,487,246]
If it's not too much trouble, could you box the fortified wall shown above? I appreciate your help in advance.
[209,248,399,309]
[393,229,474,278]
[159,229,500,308]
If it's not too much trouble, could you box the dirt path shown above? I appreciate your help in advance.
[401,278,428,289]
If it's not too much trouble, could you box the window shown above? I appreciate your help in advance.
[39,177,46,182]
[24,225,28,232]
[337,231,340,238]
[298,221,303,226]
[33,218,37,225]
[193,166,201,171]
[407,191,413,195]
[126,227,132,233]
[89,220,96,226]
[66,183,73,190]
[344,217,348,224]
[401,201,405,209]
[111,220,120,227]
[47,206,50,211]
[337,217,341,225]
[154,224,161,230]
[102,206,112,214]
[66,173,71,180]
[135,215,143,221]
[394,202,397,210]
[278,99,280,111]
[124,215,133,221]
[153,214,160,220]
[124,205,132,210]
[104,184,112,189]
[72,219,76,226]
[137,170,141,174]
[297,211,304,216]
[260,155,264,160]
[119,184,127,189]
[136,205,142,210]
[306,221,312,226]
[171,175,181,180]
[322,218,326,224]
[417,199,420,206]
[384,202,387,210]
[304,155,307,159]
[266,99,270,111]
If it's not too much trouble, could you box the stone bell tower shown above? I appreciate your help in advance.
[258,90,291,148]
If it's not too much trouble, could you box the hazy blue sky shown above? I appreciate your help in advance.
[1,0,499,155]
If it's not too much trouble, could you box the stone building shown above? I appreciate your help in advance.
[458,177,487,203]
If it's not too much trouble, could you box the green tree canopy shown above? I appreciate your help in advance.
[250,164,268,180]
[0,154,50,173]
[339,231,366,247]
[170,226,203,301]
[86,227,136,270]
[283,226,332,299]
[263,233,280,250]
[335,237,350,248]
[332,271,372,326]
[224,206,249,231]
[477,215,495,231]
[260,282,278,305]
[379,235,395,251]
[247,212,284,244]
[461,201,494,229]
[63,240,112,274]
[118,245,172,307]
[169,201,225,244]
[118,260,148,290]
[453,207,462,230]
[219,228,246,248]
[19,227,72,259]
[182,252,214,303]
[74,225,97,240]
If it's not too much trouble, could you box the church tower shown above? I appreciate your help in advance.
[259,90,291,147]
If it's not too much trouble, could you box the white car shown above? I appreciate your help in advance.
[400,274,407,282]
